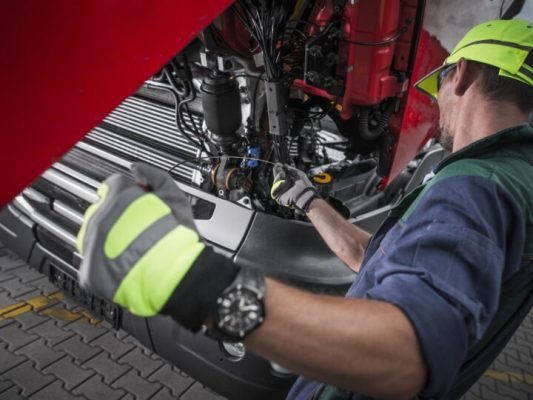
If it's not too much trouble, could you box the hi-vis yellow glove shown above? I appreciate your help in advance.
[271,163,319,213]
[77,163,238,331]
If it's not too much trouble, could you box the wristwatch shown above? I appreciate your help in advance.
[210,268,266,341]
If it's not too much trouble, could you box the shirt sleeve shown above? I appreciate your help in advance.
[363,174,526,399]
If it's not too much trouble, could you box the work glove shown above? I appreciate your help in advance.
[77,163,239,332]
[270,163,319,213]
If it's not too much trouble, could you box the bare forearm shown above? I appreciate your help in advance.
[245,279,427,400]
[306,198,371,272]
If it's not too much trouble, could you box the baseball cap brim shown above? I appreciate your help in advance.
[414,64,447,100]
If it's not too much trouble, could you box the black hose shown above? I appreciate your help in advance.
[358,102,394,141]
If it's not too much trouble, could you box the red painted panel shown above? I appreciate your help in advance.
[384,29,448,186]
[0,0,234,207]
[340,0,402,117]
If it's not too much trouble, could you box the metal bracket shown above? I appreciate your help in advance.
[265,81,289,137]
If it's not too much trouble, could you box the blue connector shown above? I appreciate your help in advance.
[246,145,261,168]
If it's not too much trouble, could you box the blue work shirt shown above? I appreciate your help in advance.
[287,124,533,400]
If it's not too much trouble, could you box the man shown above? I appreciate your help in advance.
[78,19,533,400]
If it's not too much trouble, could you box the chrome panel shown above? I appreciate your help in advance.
[54,201,84,226]
[85,128,197,181]
[42,170,99,203]
[14,196,78,248]
[76,141,132,169]
[52,163,101,189]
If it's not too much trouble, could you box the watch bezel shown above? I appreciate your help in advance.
[212,270,266,341]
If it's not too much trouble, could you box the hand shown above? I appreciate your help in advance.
[77,163,238,331]
[271,163,319,213]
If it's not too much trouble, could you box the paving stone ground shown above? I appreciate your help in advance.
[0,244,224,400]
[0,243,532,399]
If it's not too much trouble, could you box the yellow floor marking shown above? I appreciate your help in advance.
[40,307,84,323]
[484,369,533,385]
[0,302,27,316]
[47,291,65,301]
[78,310,100,325]
[26,293,60,309]
[2,304,33,318]
[0,290,100,325]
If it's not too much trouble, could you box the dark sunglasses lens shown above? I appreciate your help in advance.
[437,65,455,91]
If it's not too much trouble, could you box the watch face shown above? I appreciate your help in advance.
[217,287,263,338]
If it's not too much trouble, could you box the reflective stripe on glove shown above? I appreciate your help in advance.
[270,163,319,213]
[77,163,239,331]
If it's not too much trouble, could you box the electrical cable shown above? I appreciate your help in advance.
[339,28,406,47]
[249,71,265,128]
[233,0,299,81]
[168,155,288,175]
[157,66,212,155]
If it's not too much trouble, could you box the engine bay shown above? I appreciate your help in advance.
[142,0,431,220]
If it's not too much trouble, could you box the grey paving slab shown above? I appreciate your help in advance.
[28,380,86,400]
[112,369,162,400]
[0,384,26,400]
[0,248,27,271]
[15,339,65,370]
[1,278,37,298]
[118,348,165,378]
[54,336,103,365]
[181,382,227,400]
[9,267,43,284]
[0,379,15,393]
[72,375,125,400]
[148,364,195,397]
[0,323,39,351]
[90,331,136,360]
[0,345,26,374]
[1,361,56,397]
[0,269,19,283]
[149,388,179,400]
[11,309,51,330]
[26,277,62,295]
[63,317,108,342]
[28,320,75,346]
[43,356,95,390]
[83,352,131,384]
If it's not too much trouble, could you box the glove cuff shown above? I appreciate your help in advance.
[296,187,320,213]
[161,247,240,332]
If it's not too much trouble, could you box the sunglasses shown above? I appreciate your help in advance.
[437,64,457,91]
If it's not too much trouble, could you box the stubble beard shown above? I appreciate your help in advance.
[439,124,454,153]
[438,99,454,153]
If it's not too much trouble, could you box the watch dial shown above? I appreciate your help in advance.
[218,288,263,337]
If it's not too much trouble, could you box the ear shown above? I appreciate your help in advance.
[452,58,475,97]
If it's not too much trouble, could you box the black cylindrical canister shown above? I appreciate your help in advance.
[200,72,242,152]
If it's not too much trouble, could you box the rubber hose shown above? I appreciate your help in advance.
[358,103,394,141]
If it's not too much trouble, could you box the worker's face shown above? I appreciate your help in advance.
[437,67,457,153]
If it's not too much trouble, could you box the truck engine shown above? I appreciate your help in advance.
[129,0,435,221]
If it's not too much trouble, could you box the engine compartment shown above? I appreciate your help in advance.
[140,0,434,221]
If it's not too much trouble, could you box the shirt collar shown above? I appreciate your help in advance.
[435,124,533,173]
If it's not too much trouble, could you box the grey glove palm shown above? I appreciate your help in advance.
[270,163,319,212]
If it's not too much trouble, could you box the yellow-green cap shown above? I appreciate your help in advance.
[415,19,533,99]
